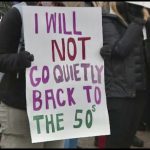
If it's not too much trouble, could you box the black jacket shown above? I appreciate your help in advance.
[0,8,26,110]
[101,13,148,98]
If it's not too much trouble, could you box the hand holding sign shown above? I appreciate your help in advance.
[18,51,34,69]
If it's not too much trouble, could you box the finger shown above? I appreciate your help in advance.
[24,51,30,55]
[28,54,34,61]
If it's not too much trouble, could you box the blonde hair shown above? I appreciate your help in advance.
[143,8,150,21]
[92,1,109,8]
[63,2,89,7]
[109,2,128,26]
[109,2,150,25]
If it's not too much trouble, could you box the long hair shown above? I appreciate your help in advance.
[109,2,150,25]
[109,2,128,26]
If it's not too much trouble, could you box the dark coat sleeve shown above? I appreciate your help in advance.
[102,17,144,59]
[144,39,150,69]
[144,18,150,69]
[0,7,23,73]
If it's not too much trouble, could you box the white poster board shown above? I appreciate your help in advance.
[23,6,110,143]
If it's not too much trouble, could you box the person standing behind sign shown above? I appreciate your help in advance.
[100,2,150,148]
[63,1,94,149]
[0,1,66,148]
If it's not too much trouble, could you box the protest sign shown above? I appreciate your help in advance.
[22,6,110,143]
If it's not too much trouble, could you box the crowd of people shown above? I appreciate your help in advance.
[0,1,149,148]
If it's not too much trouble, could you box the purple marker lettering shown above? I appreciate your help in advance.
[83,86,92,103]
[56,89,65,106]
[73,11,82,35]
[94,87,101,104]
[45,89,56,109]
[53,65,64,83]
[30,66,41,87]
[33,90,42,111]
[67,88,76,106]
[35,13,38,34]
[73,64,81,81]
[63,13,72,35]
[46,12,56,33]
[81,63,90,81]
